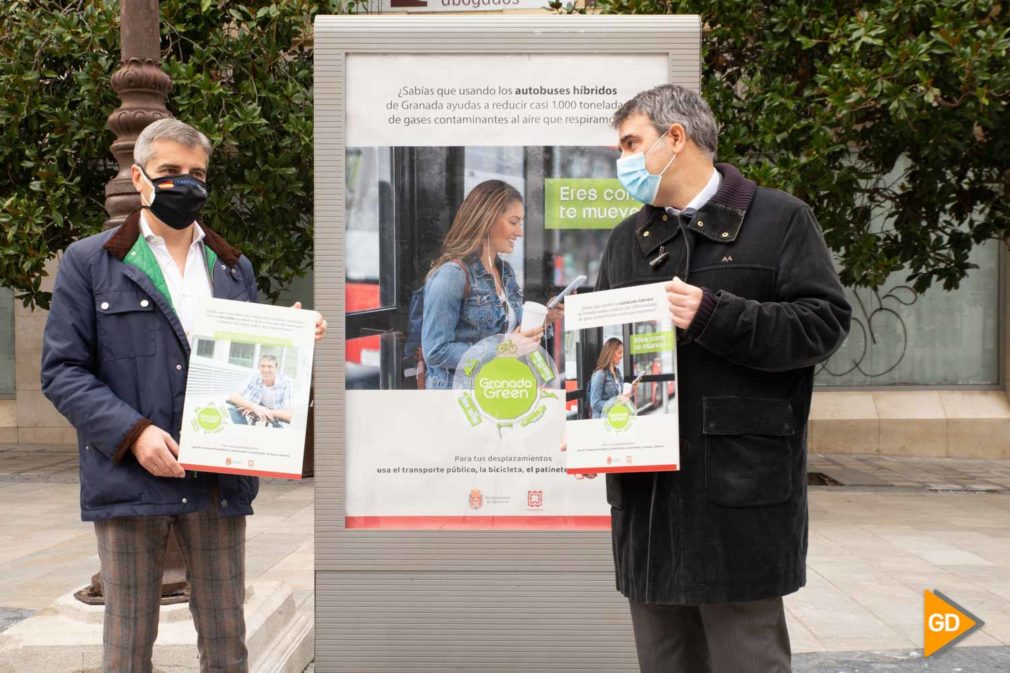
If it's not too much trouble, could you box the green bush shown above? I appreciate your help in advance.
[597,0,1009,292]
[0,0,354,309]
[2,0,1007,307]
[0,1,119,308]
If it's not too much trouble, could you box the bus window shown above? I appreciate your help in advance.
[346,147,394,311]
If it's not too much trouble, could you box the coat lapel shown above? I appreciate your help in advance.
[104,209,248,353]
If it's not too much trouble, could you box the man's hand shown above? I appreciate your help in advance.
[131,425,185,478]
[666,277,704,330]
[291,301,328,343]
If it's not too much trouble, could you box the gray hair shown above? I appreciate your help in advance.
[259,354,279,365]
[133,118,213,168]
[612,84,719,158]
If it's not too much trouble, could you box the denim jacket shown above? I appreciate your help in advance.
[589,366,623,418]
[422,255,524,389]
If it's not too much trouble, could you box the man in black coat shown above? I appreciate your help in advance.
[598,84,852,672]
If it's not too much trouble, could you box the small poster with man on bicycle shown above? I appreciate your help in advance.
[178,298,316,479]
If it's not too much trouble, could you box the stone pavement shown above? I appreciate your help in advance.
[0,443,313,672]
[808,453,1010,492]
[795,647,1010,672]
[1,444,1009,672]
[794,453,1010,671]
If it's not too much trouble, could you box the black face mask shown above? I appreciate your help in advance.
[137,165,209,230]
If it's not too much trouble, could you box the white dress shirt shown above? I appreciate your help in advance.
[665,167,722,217]
[139,212,213,340]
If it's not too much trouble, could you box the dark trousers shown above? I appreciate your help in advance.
[629,597,792,673]
[93,502,248,673]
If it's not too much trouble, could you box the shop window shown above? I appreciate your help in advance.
[816,238,999,386]
[346,147,394,311]
[195,338,215,358]
[228,342,256,369]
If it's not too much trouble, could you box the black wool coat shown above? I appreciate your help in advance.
[596,163,852,605]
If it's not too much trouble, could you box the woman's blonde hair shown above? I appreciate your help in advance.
[594,338,624,373]
[426,179,523,280]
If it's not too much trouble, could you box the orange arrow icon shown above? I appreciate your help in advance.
[924,590,984,657]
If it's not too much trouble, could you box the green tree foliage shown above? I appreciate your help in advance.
[596,0,1009,292]
[0,2,119,308]
[0,0,357,309]
[3,1,1006,307]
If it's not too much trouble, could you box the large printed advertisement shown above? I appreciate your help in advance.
[344,54,671,529]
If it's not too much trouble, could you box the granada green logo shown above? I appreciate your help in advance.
[454,335,559,438]
[194,406,224,433]
[605,401,634,432]
[473,357,537,420]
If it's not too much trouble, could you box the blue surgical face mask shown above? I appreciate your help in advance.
[616,132,677,205]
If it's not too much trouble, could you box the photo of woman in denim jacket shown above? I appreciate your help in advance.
[421,179,562,390]
[589,338,628,418]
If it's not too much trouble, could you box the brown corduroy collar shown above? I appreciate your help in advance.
[634,163,757,232]
[632,163,758,257]
[102,209,242,267]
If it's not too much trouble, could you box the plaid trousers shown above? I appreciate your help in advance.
[93,501,248,673]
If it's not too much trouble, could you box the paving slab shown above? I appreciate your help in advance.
[2,445,1009,671]
[809,454,1010,492]
[794,646,1010,672]
[0,609,32,635]
[0,443,315,670]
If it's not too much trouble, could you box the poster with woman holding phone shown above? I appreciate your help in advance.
[421,179,563,390]
[341,51,672,529]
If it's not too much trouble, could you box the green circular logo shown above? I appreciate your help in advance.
[606,402,633,431]
[473,357,538,420]
[196,406,224,431]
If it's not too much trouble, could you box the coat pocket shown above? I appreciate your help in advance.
[95,290,156,360]
[79,441,147,509]
[703,396,796,507]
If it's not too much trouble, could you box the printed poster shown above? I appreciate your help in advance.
[178,298,316,479]
[378,0,546,12]
[343,53,679,529]
[563,282,679,474]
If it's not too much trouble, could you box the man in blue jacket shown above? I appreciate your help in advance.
[41,118,325,673]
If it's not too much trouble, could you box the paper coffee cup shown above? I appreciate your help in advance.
[520,301,548,333]
[622,382,633,395]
